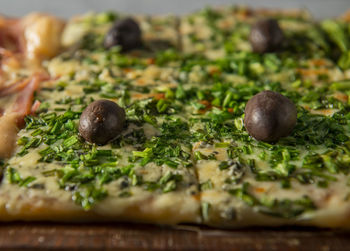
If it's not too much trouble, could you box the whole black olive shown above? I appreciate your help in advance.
[104,18,142,51]
[79,100,126,145]
[244,90,297,142]
[249,19,284,53]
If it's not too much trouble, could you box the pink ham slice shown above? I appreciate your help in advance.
[0,73,46,159]
[13,73,47,126]
[0,78,30,98]
[0,14,63,159]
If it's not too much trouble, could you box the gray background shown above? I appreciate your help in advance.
[0,0,349,19]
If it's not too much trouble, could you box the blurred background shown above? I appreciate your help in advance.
[1,0,349,19]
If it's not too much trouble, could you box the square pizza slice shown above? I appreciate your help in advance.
[179,6,313,59]
[0,12,200,224]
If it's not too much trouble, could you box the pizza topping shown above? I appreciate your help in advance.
[5,167,36,187]
[2,9,350,225]
[320,19,349,53]
[0,78,30,97]
[21,13,65,62]
[12,74,46,126]
[0,14,63,158]
[0,13,64,65]
[104,18,142,51]
[244,90,297,142]
[0,73,46,159]
[249,19,284,53]
[79,100,126,145]
[229,183,317,218]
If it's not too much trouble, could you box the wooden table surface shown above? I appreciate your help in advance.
[0,222,349,250]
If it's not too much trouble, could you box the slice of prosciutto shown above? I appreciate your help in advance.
[0,73,47,159]
[0,13,64,159]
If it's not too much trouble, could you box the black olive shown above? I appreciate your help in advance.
[249,19,284,53]
[79,100,126,145]
[244,90,297,142]
[104,18,142,51]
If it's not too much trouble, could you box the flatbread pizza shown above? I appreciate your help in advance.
[0,6,350,228]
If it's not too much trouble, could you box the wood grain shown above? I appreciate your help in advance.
[0,223,349,250]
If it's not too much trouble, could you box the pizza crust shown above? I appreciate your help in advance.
[0,183,200,224]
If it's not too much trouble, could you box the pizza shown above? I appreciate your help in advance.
[0,6,350,228]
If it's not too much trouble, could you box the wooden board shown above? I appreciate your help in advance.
[0,223,349,250]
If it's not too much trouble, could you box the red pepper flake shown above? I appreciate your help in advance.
[154,93,165,100]
[123,68,132,73]
[146,58,155,65]
[255,187,265,193]
[198,100,213,114]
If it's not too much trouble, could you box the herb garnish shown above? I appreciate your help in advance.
[2,9,350,219]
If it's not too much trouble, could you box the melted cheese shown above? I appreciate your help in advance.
[0,69,201,223]
[194,142,350,227]
[1,9,350,228]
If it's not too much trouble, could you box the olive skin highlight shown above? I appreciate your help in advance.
[244,90,297,142]
[79,100,126,145]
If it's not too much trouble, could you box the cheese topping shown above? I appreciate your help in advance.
[1,8,350,227]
